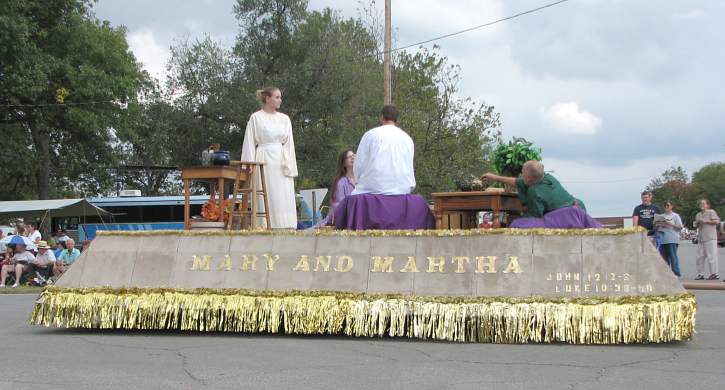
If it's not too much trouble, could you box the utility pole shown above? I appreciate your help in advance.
[383,0,392,105]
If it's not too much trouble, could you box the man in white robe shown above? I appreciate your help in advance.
[352,105,416,195]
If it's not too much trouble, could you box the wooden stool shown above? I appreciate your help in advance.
[229,161,271,230]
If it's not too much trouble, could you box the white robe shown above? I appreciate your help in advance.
[351,124,416,195]
[241,110,298,228]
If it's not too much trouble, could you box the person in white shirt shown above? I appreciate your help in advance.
[30,241,55,284]
[334,106,435,230]
[352,105,415,195]
[25,223,41,251]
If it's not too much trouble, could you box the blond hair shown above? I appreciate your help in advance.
[255,87,279,105]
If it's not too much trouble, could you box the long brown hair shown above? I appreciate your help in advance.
[331,149,354,203]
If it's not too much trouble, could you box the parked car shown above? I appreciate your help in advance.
[691,222,725,246]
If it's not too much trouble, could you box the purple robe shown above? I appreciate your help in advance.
[333,193,435,230]
[510,205,602,229]
[315,177,355,227]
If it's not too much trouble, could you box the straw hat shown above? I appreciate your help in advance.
[37,241,51,249]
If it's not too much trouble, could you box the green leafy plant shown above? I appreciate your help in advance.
[492,137,543,177]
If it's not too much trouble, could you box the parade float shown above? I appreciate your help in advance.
[30,227,695,344]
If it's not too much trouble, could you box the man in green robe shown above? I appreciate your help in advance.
[481,161,600,228]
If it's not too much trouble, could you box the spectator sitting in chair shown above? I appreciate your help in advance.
[53,238,80,277]
[26,223,42,247]
[0,243,35,288]
[53,239,65,259]
[56,229,70,244]
[30,241,55,285]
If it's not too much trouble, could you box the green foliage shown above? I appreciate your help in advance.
[165,36,246,167]
[158,0,501,200]
[1,0,502,204]
[646,164,725,225]
[0,0,144,199]
[646,167,698,225]
[492,137,542,177]
[394,47,500,194]
[113,81,182,196]
[691,162,725,219]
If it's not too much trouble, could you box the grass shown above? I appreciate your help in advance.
[0,285,44,294]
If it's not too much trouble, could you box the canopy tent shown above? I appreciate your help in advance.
[0,199,111,220]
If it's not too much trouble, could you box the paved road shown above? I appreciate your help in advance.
[674,241,724,280]
[0,243,722,390]
[1,292,722,390]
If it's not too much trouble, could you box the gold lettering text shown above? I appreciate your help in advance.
[264,253,280,271]
[240,255,258,271]
[452,256,470,273]
[399,256,420,273]
[426,256,445,273]
[293,255,311,271]
[475,256,497,274]
[371,256,394,273]
[502,256,522,274]
[191,255,211,271]
[314,256,332,272]
[217,255,232,271]
[335,256,354,272]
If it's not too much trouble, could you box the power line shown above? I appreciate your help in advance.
[386,0,570,54]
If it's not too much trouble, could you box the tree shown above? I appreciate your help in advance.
[646,167,698,225]
[231,0,500,195]
[165,36,247,167]
[393,47,501,194]
[692,162,725,219]
[131,0,501,203]
[232,3,384,188]
[0,0,143,200]
[113,81,181,196]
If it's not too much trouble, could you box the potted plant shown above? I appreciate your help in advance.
[492,137,542,191]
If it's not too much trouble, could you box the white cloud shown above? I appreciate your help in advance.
[127,29,169,81]
[540,102,602,135]
[673,9,705,20]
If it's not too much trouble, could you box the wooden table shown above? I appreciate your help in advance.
[181,166,249,230]
[431,191,524,229]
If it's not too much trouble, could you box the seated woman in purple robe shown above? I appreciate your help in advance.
[481,161,602,229]
[315,149,356,227]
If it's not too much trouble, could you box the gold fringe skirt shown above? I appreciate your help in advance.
[30,287,696,344]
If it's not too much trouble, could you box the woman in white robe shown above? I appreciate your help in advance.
[241,87,298,228]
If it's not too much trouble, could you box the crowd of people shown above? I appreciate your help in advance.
[0,222,81,288]
[632,192,722,281]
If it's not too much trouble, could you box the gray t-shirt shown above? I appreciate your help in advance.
[12,251,35,264]
[656,212,682,244]
[696,209,720,242]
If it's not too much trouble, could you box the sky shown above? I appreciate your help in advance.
[92,0,725,217]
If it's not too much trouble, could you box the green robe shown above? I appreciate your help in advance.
[515,173,584,218]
